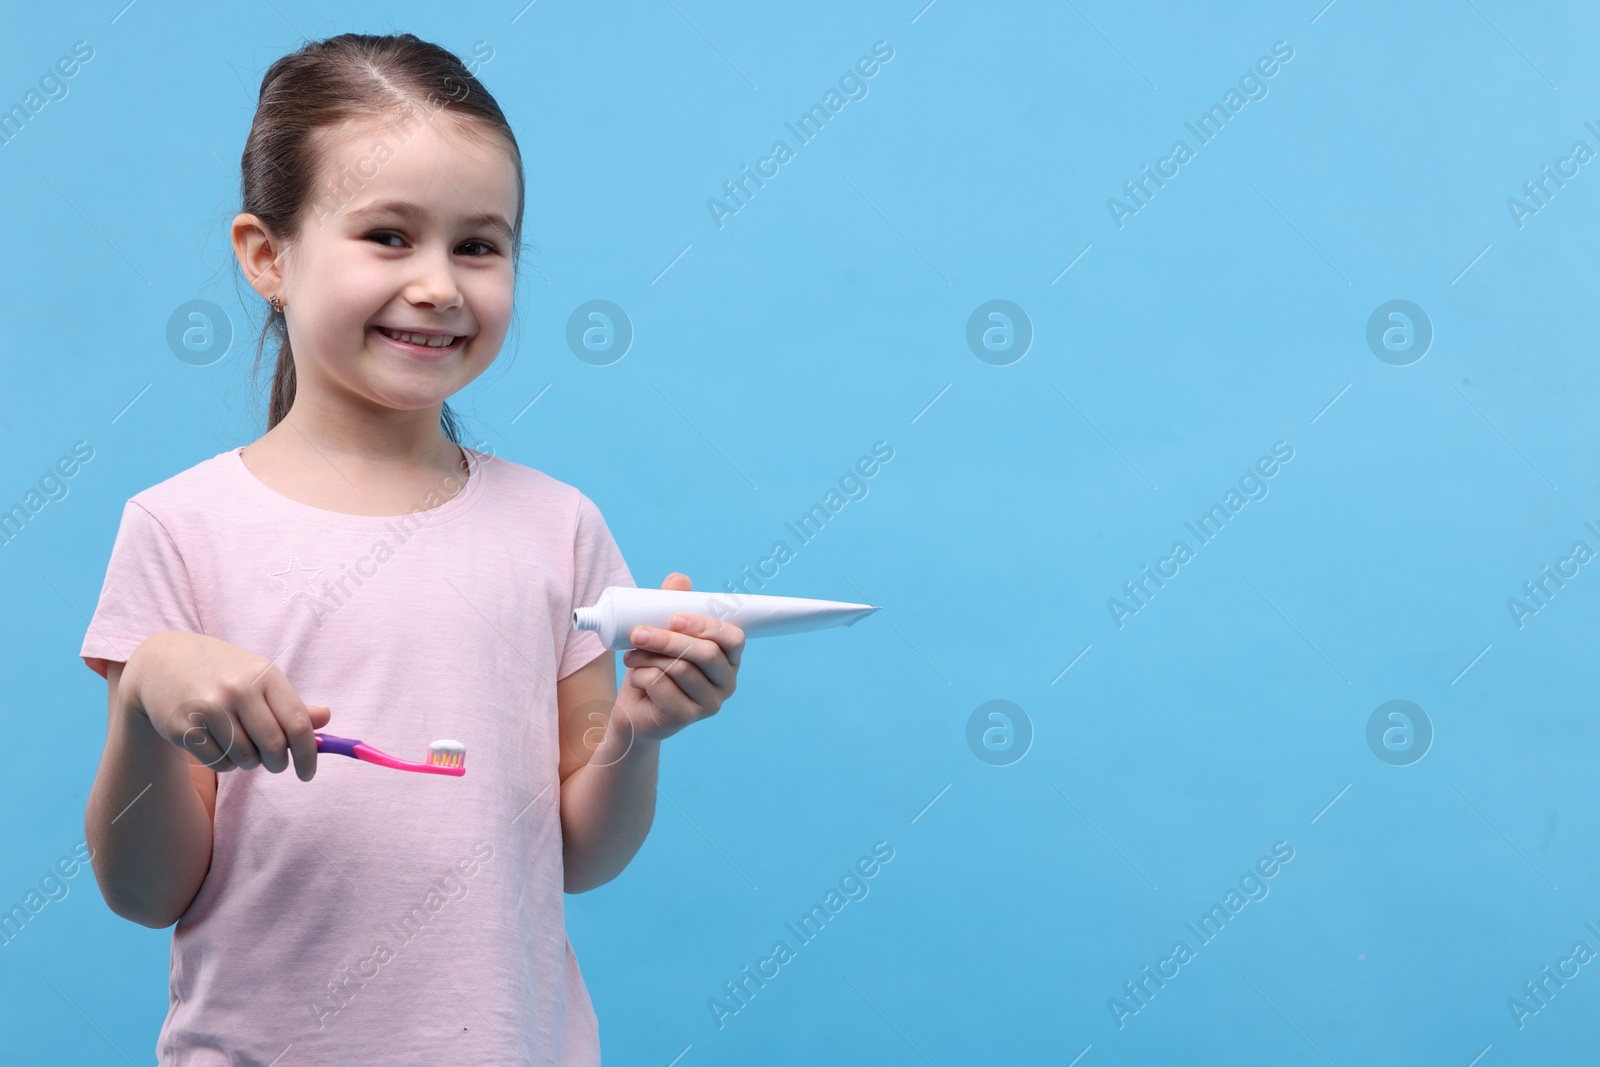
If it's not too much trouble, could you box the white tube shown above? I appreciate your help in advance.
[572,586,880,650]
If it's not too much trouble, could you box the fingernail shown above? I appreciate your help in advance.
[635,627,653,643]
[670,615,690,631]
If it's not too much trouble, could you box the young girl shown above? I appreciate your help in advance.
[80,33,743,1064]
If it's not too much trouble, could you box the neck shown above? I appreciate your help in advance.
[265,395,464,476]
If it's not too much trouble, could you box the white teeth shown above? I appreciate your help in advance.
[379,326,456,348]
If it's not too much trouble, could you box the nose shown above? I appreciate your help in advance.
[404,243,464,312]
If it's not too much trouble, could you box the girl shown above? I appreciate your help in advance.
[80,32,743,1065]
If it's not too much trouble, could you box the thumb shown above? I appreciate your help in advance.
[308,705,332,728]
[660,572,692,590]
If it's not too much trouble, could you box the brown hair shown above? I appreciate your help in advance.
[239,33,524,442]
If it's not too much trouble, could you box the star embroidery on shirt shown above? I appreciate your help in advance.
[268,554,326,603]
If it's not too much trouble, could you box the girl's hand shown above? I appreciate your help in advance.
[615,573,744,745]
[125,630,331,780]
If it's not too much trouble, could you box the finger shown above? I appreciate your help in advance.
[180,720,232,769]
[187,746,236,774]
[307,705,332,729]
[216,708,262,770]
[628,626,726,689]
[623,650,716,705]
[264,675,322,782]
[628,661,703,720]
[651,615,741,680]
[660,572,692,590]
[181,704,251,771]
[670,613,743,670]
[236,691,291,774]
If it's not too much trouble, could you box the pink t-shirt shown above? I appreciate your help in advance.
[79,445,635,1065]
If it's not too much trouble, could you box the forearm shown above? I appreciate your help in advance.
[84,678,213,928]
[560,722,659,893]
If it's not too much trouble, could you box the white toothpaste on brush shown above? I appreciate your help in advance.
[572,587,880,650]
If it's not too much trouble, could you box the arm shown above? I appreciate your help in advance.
[557,650,660,894]
[83,659,216,928]
[557,572,745,894]
[82,630,327,925]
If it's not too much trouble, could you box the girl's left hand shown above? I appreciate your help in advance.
[614,572,744,745]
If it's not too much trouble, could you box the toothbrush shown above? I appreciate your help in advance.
[314,733,466,776]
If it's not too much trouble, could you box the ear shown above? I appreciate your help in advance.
[231,212,288,302]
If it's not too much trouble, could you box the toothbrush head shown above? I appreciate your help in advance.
[428,739,466,771]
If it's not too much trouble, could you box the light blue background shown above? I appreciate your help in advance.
[3,1,1595,1063]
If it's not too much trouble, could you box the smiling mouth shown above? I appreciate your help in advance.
[374,325,463,349]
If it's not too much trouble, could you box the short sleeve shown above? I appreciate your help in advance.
[79,500,203,679]
[558,492,636,681]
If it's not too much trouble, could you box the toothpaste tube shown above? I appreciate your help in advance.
[572,587,880,650]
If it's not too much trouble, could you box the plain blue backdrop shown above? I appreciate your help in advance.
[3,0,1597,1063]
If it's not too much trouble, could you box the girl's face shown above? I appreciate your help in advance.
[265,114,519,421]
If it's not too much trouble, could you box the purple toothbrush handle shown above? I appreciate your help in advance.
[315,732,362,758]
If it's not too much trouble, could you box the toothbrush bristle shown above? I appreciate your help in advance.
[428,739,466,768]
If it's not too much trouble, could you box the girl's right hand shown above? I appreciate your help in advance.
[125,630,330,781]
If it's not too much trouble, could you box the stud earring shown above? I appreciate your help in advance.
[269,294,282,314]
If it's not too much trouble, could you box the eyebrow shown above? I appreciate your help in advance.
[344,199,513,239]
